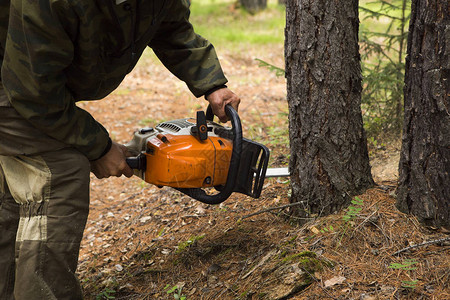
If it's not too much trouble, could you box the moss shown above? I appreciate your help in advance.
[297,257,323,274]
[280,250,334,276]
[281,251,317,263]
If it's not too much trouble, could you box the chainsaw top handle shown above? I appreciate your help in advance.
[176,104,242,205]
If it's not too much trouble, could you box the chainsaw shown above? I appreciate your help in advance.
[125,105,273,205]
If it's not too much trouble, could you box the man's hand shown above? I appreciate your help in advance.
[206,87,240,123]
[90,141,134,179]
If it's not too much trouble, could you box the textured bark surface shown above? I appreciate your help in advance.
[397,0,450,229]
[285,0,374,219]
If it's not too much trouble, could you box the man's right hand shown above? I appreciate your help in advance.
[90,141,134,179]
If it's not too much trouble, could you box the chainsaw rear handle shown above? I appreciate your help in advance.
[176,104,242,205]
[126,154,146,170]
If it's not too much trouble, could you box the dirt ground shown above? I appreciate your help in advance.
[77,47,449,300]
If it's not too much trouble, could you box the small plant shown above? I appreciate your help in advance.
[335,196,365,247]
[176,235,205,253]
[95,288,116,300]
[389,259,419,289]
[320,224,335,234]
[342,196,364,222]
[165,284,187,300]
[158,227,166,237]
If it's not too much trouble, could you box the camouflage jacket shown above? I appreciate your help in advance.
[0,0,227,160]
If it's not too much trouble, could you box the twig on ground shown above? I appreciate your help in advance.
[392,237,450,256]
[353,210,378,232]
[180,214,206,219]
[279,211,315,221]
[238,202,314,221]
[310,236,325,248]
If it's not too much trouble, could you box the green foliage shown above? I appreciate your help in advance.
[342,197,364,223]
[401,280,419,289]
[95,288,116,300]
[333,197,365,247]
[389,259,418,271]
[389,259,419,289]
[359,0,410,138]
[176,235,205,253]
[255,58,285,77]
[304,197,366,249]
[165,284,187,300]
[320,224,334,234]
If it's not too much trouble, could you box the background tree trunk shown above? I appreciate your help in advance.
[397,0,450,229]
[240,0,267,14]
[285,0,374,220]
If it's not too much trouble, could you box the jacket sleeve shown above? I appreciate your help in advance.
[1,0,110,160]
[149,0,228,97]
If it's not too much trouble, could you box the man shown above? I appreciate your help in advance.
[0,0,240,299]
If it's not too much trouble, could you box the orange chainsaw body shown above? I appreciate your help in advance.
[143,133,233,188]
[126,106,270,204]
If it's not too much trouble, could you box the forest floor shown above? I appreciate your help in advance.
[77,46,449,300]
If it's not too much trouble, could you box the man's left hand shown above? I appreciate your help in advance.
[206,88,240,123]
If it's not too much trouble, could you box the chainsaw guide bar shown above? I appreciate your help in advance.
[126,105,270,204]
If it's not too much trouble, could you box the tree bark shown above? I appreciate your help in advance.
[240,0,267,14]
[285,0,374,220]
[397,0,450,229]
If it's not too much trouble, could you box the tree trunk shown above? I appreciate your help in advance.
[285,0,374,220]
[397,0,450,229]
[240,0,267,14]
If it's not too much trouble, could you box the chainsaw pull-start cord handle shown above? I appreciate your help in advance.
[177,105,242,204]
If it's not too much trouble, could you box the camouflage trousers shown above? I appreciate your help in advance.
[0,89,91,299]
[0,150,90,300]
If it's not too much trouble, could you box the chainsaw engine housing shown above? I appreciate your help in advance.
[127,118,233,188]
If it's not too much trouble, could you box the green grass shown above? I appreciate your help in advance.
[135,0,285,69]
[190,0,285,48]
